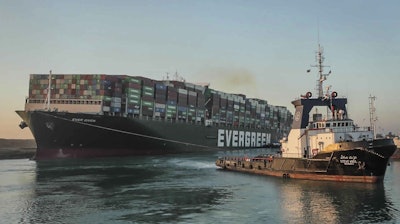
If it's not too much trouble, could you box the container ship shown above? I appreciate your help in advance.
[216,45,397,183]
[16,73,292,160]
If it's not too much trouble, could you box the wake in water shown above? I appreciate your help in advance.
[167,157,216,169]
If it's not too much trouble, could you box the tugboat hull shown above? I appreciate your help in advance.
[216,141,396,183]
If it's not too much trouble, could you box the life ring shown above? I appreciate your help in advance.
[331,91,338,98]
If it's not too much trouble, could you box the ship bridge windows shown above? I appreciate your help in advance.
[330,121,354,129]
[314,122,327,129]
[312,121,353,129]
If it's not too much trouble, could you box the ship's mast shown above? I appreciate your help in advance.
[44,70,52,111]
[369,95,377,139]
[310,44,331,98]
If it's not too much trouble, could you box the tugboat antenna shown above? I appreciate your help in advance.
[309,44,331,98]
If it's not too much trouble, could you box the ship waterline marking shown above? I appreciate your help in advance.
[217,129,270,147]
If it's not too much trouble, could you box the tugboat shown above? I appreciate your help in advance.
[216,44,397,183]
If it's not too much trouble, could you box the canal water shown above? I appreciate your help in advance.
[0,150,399,223]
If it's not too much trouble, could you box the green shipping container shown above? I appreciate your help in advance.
[142,101,154,107]
[127,93,140,99]
[143,86,154,92]
[143,91,154,97]
[125,77,141,84]
[127,88,141,94]
[128,98,140,104]
[103,96,112,101]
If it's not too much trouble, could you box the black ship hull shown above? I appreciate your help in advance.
[17,111,277,160]
[216,139,397,183]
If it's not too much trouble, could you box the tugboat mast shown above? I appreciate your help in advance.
[309,44,331,98]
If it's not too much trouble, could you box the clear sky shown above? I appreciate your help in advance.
[1,0,399,139]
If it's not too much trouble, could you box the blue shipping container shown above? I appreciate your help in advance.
[155,83,167,90]
[155,107,166,113]
[178,106,187,112]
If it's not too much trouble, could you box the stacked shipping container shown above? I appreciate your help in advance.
[29,74,125,112]
[166,84,178,119]
[123,76,142,115]
[204,88,292,131]
[28,74,292,131]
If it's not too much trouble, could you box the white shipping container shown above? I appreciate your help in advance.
[111,102,122,107]
[111,97,122,103]
[155,103,166,109]
[102,106,110,112]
